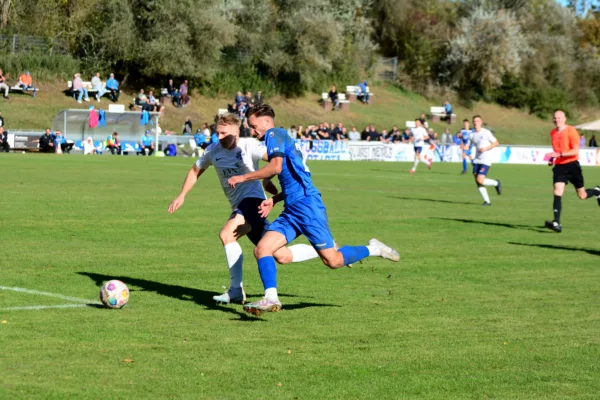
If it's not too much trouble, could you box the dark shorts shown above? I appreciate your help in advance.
[414,146,422,154]
[232,197,268,245]
[553,161,584,189]
[473,163,490,176]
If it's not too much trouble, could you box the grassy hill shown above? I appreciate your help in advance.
[4,82,597,145]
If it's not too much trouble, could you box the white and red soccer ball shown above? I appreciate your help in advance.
[100,280,129,309]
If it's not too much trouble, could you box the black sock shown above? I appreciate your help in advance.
[553,195,562,223]
[585,188,599,199]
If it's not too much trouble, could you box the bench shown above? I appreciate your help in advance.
[320,93,350,111]
[346,85,375,104]
[218,108,228,115]
[9,85,38,97]
[405,121,416,128]
[430,106,456,124]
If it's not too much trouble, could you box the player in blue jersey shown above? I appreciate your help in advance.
[459,119,474,174]
[227,104,400,316]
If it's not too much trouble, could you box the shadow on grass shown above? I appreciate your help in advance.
[390,196,476,205]
[432,217,550,233]
[509,242,600,256]
[78,272,339,320]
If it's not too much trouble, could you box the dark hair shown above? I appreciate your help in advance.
[463,119,469,123]
[247,103,275,120]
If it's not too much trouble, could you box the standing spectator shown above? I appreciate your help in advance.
[418,113,428,127]
[140,130,155,156]
[580,133,586,148]
[366,125,380,142]
[338,127,349,141]
[589,135,597,147]
[106,73,120,102]
[390,129,402,143]
[39,129,55,153]
[380,129,390,143]
[328,85,340,110]
[182,116,193,135]
[332,122,343,139]
[361,125,370,141]
[441,128,452,145]
[17,71,36,96]
[0,126,8,152]
[317,123,331,140]
[245,91,254,107]
[107,131,121,155]
[91,72,107,101]
[201,122,211,139]
[348,126,360,141]
[72,73,90,103]
[165,79,180,107]
[235,91,244,107]
[357,80,370,104]
[0,69,9,99]
[255,91,264,106]
[179,80,189,106]
[240,120,251,138]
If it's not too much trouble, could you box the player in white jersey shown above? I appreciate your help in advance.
[167,113,318,304]
[471,115,502,205]
[409,119,432,173]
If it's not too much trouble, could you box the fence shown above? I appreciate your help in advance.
[0,34,67,54]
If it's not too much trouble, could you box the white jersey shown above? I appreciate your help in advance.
[196,138,267,209]
[412,126,427,147]
[472,128,497,166]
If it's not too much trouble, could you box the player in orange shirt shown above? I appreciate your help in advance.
[544,110,600,232]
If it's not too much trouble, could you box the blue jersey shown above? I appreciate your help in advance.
[264,127,320,205]
[460,129,472,146]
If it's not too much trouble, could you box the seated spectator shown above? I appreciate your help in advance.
[107,131,121,155]
[443,100,453,120]
[328,85,340,110]
[332,122,344,140]
[83,137,97,155]
[139,130,155,156]
[357,80,370,104]
[0,126,8,152]
[147,90,163,112]
[255,90,263,106]
[366,125,380,142]
[91,72,107,101]
[210,124,219,144]
[235,91,244,107]
[17,71,36,95]
[193,128,209,151]
[589,135,597,147]
[338,127,349,141]
[0,110,4,127]
[441,128,452,145]
[182,116,192,135]
[380,129,390,143]
[53,130,72,153]
[0,69,9,99]
[348,126,360,141]
[72,73,90,103]
[136,88,148,109]
[39,129,55,153]
[401,129,411,143]
[166,79,181,107]
[105,73,120,102]
[179,80,189,106]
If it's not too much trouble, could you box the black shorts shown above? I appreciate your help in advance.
[231,197,267,245]
[553,161,584,189]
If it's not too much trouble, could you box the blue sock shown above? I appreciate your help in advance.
[339,246,370,265]
[257,256,277,290]
[462,158,467,172]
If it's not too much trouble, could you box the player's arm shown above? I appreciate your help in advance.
[262,179,279,195]
[168,164,205,213]
[228,157,283,188]
[480,138,499,152]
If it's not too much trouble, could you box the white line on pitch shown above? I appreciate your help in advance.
[0,304,97,311]
[0,286,97,304]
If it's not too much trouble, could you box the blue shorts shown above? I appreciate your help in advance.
[232,197,268,245]
[473,164,490,176]
[267,195,335,250]
[414,146,422,154]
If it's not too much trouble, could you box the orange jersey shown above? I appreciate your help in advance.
[550,125,579,165]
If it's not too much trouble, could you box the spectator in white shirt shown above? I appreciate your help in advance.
[91,72,107,102]
[348,126,361,141]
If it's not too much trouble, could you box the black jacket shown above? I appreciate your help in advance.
[39,133,53,148]
[0,131,7,143]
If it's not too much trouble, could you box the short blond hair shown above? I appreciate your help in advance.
[214,112,241,126]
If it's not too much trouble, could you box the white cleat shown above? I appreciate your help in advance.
[369,238,400,262]
[213,287,246,304]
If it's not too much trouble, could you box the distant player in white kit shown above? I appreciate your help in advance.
[471,115,502,205]
[409,119,432,174]
[167,113,318,304]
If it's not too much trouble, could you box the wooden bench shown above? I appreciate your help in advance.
[430,106,456,124]
[320,93,350,111]
[10,85,38,97]
[346,85,374,104]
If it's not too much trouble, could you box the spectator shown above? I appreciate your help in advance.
[240,120,251,138]
[401,128,411,143]
[0,69,8,99]
[72,73,90,103]
[193,128,208,156]
[136,88,148,109]
[317,123,331,140]
[140,130,155,156]
[53,130,72,153]
[441,128,452,145]
[390,129,402,143]
[182,116,192,135]
[443,100,453,121]
[107,131,121,155]
[0,126,8,152]
[338,127,349,141]
[300,126,312,141]
[419,112,427,127]
[328,85,340,111]
[380,129,389,143]
[361,125,370,141]
[83,137,97,155]
[0,110,4,127]
[288,125,298,139]
[245,91,254,107]
[331,122,343,139]
[348,126,360,141]
[389,125,401,139]
[210,124,219,144]
[255,90,263,105]
[39,129,55,153]
[105,73,120,102]
[17,71,35,95]
[235,91,244,107]
[147,90,163,112]
[357,80,370,104]
[91,72,107,102]
[589,135,597,147]
[202,122,211,138]
[580,133,586,148]
[366,125,380,141]
[179,80,189,106]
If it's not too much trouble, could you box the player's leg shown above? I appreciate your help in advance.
[461,149,468,174]
[545,180,566,232]
[569,162,600,201]
[410,147,422,173]
[473,164,492,205]
[213,212,251,304]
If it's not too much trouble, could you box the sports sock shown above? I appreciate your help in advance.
[553,195,562,223]
[462,158,467,172]
[289,244,318,262]
[339,246,370,265]
[257,256,277,291]
[265,287,278,301]
[412,158,419,171]
[478,185,491,203]
[224,242,243,289]
[483,178,498,187]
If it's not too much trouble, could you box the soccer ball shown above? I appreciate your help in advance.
[99,280,129,309]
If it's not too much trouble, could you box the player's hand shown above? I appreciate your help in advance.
[258,198,274,218]
[228,175,246,188]
[168,195,185,214]
[547,151,560,158]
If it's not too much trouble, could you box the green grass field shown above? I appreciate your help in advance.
[1,154,600,399]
